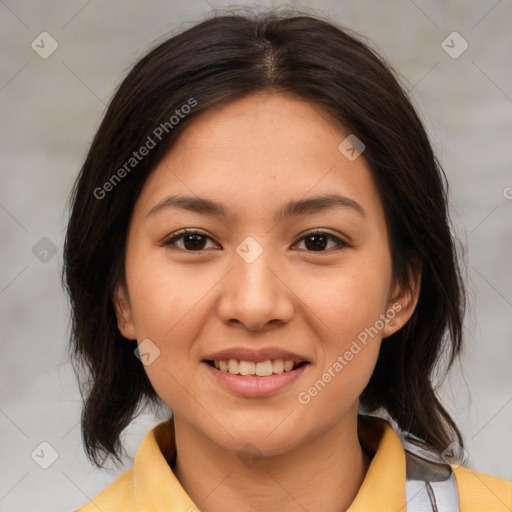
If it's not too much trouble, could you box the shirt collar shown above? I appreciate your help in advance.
[133,417,196,511]
[348,414,407,511]
[133,414,406,511]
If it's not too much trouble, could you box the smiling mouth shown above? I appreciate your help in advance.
[205,359,309,377]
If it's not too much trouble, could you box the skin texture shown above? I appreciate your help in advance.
[114,92,420,512]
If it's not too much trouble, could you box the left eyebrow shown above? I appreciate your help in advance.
[145,193,366,221]
[278,194,366,220]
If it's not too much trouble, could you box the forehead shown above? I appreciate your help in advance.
[132,92,384,224]
[173,92,347,161]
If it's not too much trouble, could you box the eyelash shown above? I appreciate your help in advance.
[162,228,351,253]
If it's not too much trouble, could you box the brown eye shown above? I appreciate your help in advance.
[163,230,218,251]
[294,231,350,252]
[163,229,350,253]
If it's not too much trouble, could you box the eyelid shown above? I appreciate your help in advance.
[162,228,219,247]
[293,229,351,250]
[162,228,351,251]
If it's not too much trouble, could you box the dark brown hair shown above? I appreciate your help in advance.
[63,8,466,467]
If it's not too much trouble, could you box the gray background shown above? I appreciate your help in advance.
[1,1,511,510]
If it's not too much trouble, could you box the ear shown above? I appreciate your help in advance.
[381,262,422,339]
[112,282,137,340]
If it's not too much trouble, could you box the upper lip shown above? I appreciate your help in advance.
[203,347,310,364]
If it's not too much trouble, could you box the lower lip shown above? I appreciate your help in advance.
[203,362,310,397]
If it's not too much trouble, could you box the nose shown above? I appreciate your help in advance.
[216,243,295,332]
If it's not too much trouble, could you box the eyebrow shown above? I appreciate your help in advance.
[145,193,366,221]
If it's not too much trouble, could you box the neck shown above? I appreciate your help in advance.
[172,411,372,512]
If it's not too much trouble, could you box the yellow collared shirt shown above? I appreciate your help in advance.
[75,416,512,511]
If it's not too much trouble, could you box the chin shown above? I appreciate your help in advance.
[206,415,303,456]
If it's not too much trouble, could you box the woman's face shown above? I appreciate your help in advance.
[114,92,417,455]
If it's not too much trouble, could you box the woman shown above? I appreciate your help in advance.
[64,9,511,512]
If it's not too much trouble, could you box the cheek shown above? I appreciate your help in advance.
[297,276,385,419]
[125,243,215,340]
[296,340,380,434]
[293,255,389,406]
[123,245,238,391]
[296,256,391,342]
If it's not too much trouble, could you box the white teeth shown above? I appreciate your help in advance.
[272,360,284,374]
[255,360,273,376]
[284,360,294,371]
[239,361,256,375]
[228,359,239,374]
[212,359,302,376]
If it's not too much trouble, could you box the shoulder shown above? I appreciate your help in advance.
[453,465,512,511]
[73,467,135,512]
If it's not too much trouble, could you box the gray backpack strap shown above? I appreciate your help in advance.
[400,432,461,511]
